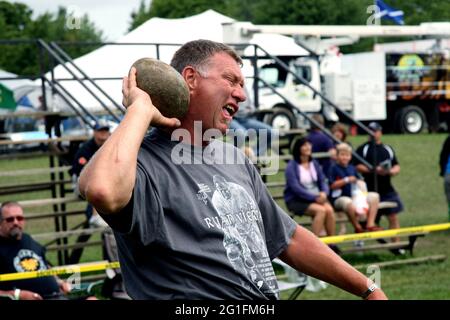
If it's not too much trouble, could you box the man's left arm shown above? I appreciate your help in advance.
[279,225,387,300]
[389,147,400,176]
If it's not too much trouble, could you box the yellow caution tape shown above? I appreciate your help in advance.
[1,223,449,282]
[0,261,120,282]
[320,222,450,244]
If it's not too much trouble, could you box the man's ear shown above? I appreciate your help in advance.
[182,66,197,92]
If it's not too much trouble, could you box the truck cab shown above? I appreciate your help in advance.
[248,54,342,130]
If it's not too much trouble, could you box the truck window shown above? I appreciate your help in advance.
[260,68,281,87]
[294,65,312,83]
[259,64,287,88]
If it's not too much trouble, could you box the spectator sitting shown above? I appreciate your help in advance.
[329,143,382,234]
[228,86,276,157]
[284,137,336,238]
[354,122,404,242]
[0,202,96,300]
[330,124,351,234]
[307,114,336,176]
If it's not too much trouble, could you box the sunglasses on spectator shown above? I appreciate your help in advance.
[3,216,25,223]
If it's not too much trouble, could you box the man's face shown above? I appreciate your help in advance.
[94,129,111,147]
[374,130,382,142]
[370,129,382,143]
[190,53,246,134]
[0,205,25,240]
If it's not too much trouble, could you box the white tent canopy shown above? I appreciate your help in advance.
[41,10,308,113]
[0,69,35,90]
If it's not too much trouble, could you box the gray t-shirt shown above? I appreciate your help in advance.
[104,129,297,299]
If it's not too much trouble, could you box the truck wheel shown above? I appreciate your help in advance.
[396,106,426,134]
[265,107,297,130]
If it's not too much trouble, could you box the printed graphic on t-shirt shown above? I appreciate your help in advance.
[196,183,212,205]
[13,249,47,272]
[202,175,278,296]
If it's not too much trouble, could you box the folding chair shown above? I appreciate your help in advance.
[273,258,308,300]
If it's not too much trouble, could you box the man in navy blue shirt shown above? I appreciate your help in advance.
[0,202,71,300]
[354,122,404,240]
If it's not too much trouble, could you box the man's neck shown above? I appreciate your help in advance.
[370,139,382,145]
[0,234,21,241]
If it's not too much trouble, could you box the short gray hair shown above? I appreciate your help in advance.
[0,201,21,221]
[170,39,242,76]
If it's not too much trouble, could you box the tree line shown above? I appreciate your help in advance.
[1,0,449,76]
[0,1,103,76]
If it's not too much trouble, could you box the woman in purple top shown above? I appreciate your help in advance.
[284,137,336,237]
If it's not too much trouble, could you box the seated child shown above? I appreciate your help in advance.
[328,143,383,233]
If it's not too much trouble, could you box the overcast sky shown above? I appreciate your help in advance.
[12,0,147,40]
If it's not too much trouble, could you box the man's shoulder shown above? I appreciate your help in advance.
[0,233,41,249]
[355,141,370,153]
[22,233,41,246]
[81,138,96,147]
[381,143,395,150]
[139,130,174,155]
[356,141,370,148]
[380,143,396,159]
[77,138,97,153]
[138,136,248,169]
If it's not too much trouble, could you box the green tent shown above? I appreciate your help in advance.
[0,83,17,110]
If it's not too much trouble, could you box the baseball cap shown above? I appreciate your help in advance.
[94,119,110,131]
[368,122,382,131]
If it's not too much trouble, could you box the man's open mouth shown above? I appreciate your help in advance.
[223,104,237,117]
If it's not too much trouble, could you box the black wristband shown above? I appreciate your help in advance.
[361,283,378,299]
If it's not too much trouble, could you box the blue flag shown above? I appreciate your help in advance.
[17,95,33,108]
[375,0,405,25]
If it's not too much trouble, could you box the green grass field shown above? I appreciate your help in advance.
[0,133,449,299]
